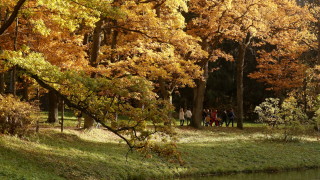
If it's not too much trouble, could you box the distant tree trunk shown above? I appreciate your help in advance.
[47,90,59,123]
[83,114,95,129]
[303,77,307,113]
[60,100,64,132]
[158,77,172,102]
[90,18,104,68]
[191,61,208,129]
[236,32,251,130]
[110,20,119,63]
[84,17,104,129]
[0,73,4,95]
[10,18,18,97]
[315,1,320,97]
[10,67,16,96]
[318,6,320,65]
[22,83,30,101]
[0,45,4,94]
[83,33,90,45]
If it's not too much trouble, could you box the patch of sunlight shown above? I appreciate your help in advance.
[175,128,266,144]
[70,129,122,143]
[295,136,319,142]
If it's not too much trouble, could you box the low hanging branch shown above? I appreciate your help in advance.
[2,50,175,152]
[30,73,138,148]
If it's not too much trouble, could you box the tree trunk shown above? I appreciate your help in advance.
[60,100,64,132]
[111,20,119,63]
[10,67,16,96]
[0,73,4,95]
[236,32,251,130]
[318,1,320,65]
[191,61,208,129]
[236,44,245,129]
[84,18,104,129]
[83,114,95,129]
[22,83,30,101]
[90,18,104,68]
[47,90,59,123]
[83,33,90,45]
[303,77,307,113]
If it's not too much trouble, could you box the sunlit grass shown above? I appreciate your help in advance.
[0,117,319,179]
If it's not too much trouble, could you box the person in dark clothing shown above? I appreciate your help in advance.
[227,108,235,127]
[202,109,208,126]
[221,109,228,127]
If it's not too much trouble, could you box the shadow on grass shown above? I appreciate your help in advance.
[0,130,175,180]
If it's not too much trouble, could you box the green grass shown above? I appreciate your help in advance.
[0,122,319,179]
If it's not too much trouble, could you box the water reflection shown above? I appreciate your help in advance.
[182,169,320,180]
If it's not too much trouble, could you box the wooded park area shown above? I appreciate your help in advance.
[0,0,320,179]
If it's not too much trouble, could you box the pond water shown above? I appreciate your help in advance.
[182,168,320,180]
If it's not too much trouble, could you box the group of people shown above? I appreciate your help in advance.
[179,108,192,126]
[178,107,235,127]
[202,108,235,127]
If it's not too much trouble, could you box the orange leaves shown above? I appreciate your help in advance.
[249,51,307,92]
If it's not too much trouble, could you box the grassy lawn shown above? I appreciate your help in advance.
[0,114,319,179]
[0,119,320,179]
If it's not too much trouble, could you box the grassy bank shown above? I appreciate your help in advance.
[0,124,319,179]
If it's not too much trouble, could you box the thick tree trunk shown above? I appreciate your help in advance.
[236,32,251,130]
[47,90,59,123]
[191,61,208,129]
[236,44,245,129]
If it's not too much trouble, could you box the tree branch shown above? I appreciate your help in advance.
[0,0,27,35]
[26,71,138,149]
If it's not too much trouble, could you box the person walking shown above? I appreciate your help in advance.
[185,108,192,126]
[76,111,82,128]
[227,108,235,127]
[179,108,185,126]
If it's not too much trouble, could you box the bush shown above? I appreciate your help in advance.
[0,95,39,136]
[254,98,282,126]
[254,96,309,141]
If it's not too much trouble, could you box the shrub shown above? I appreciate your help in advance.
[254,96,309,141]
[0,95,39,136]
[254,98,282,126]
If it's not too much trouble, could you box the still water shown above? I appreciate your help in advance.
[183,168,320,180]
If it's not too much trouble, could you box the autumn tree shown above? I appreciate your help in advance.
[0,0,28,96]
[1,49,179,159]
[69,0,205,127]
[249,0,316,106]
[188,0,314,129]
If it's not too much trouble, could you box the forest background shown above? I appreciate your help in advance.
[0,0,320,168]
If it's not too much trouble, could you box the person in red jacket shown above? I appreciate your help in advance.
[210,109,218,126]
